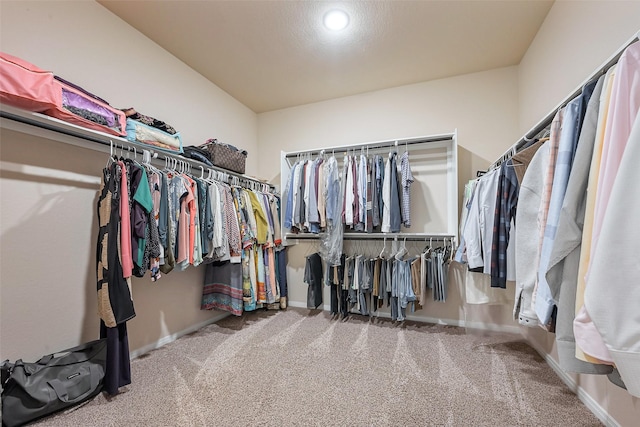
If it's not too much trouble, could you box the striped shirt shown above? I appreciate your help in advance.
[531,109,563,314]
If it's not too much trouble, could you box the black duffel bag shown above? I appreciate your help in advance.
[1,339,107,427]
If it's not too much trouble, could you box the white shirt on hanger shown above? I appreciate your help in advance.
[381,154,392,233]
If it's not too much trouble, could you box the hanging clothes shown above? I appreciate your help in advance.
[400,150,414,228]
[284,149,411,236]
[579,40,640,374]
[320,155,344,266]
[305,252,323,309]
[584,108,640,397]
[530,109,563,328]
[461,167,500,273]
[543,74,613,376]
[276,247,288,308]
[96,160,135,396]
[96,160,136,327]
[514,143,550,326]
[535,80,597,325]
[511,140,545,186]
[490,159,519,289]
[201,260,243,316]
[388,152,402,233]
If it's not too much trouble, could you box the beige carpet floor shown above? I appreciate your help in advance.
[34,308,601,426]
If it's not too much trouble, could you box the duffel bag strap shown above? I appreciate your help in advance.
[37,355,53,365]
[1,359,15,386]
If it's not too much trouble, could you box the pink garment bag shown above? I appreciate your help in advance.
[0,52,126,136]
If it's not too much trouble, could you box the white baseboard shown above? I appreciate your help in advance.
[129,312,230,360]
[288,301,331,311]
[528,340,620,427]
[286,300,521,334]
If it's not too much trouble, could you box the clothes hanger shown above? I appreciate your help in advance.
[423,237,433,254]
[107,140,116,168]
[142,149,150,165]
[208,169,220,185]
[449,237,455,262]
[395,237,408,260]
[379,237,387,258]
[389,236,398,257]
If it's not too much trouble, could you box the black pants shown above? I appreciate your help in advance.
[305,252,323,309]
[100,321,131,396]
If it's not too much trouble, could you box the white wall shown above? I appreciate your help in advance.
[517,2,640,426]
[0,1,257,361]
[258,66,521,331]
[518,0,640,135]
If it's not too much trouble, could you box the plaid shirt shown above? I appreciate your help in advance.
[490,160,519,288]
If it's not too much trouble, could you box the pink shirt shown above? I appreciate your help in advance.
[578,41,640,362]
[184,175,197,265]
[177,176,194,264]
[118,161,133,278]
[590,41,640,264]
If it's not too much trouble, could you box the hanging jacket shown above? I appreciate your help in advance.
[97,162,136,327]
[513,143,549,327]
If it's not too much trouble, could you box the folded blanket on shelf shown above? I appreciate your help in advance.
[121,107,177,135]
[126,119,182,153]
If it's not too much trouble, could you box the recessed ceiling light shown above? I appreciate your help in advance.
[323,9,349,31]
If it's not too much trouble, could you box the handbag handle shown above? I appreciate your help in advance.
[47,365,101,404]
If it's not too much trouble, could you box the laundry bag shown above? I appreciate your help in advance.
[0,52,127,136]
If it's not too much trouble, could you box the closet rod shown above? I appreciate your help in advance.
[285,232,456,242]
[0,105,275,191]
[489,30,640,170]
[284,132,455,159]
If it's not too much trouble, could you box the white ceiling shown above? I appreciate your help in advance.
[98,1,554,113]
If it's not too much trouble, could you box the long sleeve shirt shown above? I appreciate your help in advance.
[530,109,563,319]
[400,151,414,227]
[578,41,640,364]
[381,154,392,232]
[345,156,354,226]
[535,97,582,324]
[490,160,519,288]
[584,105,640,398]
[283,162,297,230]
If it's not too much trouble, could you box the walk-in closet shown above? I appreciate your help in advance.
[1,1,639,426]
